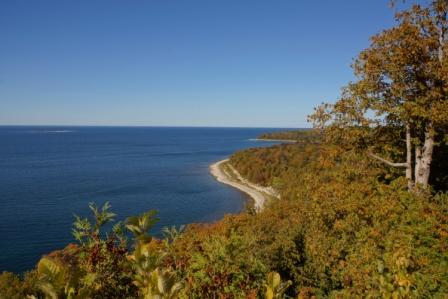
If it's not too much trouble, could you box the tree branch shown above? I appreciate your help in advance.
[367,152,407,168]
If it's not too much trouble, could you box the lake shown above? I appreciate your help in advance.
[0,126,286,273]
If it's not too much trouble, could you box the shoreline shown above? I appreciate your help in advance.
[249,138,297,143]
[209,159,279,211]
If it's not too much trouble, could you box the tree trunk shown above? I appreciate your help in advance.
[415,123,435,188]
[415,145,422,186]
[405,123,413,190]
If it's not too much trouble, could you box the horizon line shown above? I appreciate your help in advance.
[0,124,311,129]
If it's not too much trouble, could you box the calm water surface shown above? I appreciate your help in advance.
[0,126,285,273]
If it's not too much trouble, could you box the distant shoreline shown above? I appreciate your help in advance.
[209,159,279,211]
[249,138,297,143]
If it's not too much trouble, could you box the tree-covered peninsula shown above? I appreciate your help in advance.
[1,1,448,298]
[257,130,317,143]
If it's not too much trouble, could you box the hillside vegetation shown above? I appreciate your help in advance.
[257,130,318,143]
[1,131,447,298]
[2,1,448,298]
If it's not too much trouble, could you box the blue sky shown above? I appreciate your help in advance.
[0,1,413,127]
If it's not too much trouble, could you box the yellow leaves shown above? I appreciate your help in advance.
[263,272,291,299]
[266,272,281,290]
[34,256,93,299]
[265,288,274,299]
[439,228,448,238]
[394,255,411,269]
[36,257,67,298]
[395,275,411,288]
[141,268,183,299]
[129,237,183,299]
[316,1,448,187]
[37,257,65,284]
[369,228,382,239]
[297,288,316,299]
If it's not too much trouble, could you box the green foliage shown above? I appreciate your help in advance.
[33,257,92,299]
[258,130,318,143]
[227,140,448,297]
[2,136,447,298]
[126,211,183,299]
[136,267,182,299]
[126,210,159,244]
[72,201,116,245]
[89,202,116,235]
[162,225,185,247]
[264,272,292,299]
[171,226,268,298]
[0,271,40,299]
[309,1,448,189]
[3,129,447,298]
[72,202,135,298]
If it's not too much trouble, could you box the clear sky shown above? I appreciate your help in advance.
[0,0,414,127]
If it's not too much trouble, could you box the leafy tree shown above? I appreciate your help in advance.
[310,0,448,190]
[126,211,183,299]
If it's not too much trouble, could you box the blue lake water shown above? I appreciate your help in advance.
[0,126,286,273]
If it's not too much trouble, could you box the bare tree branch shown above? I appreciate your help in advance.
[367,152,407,168]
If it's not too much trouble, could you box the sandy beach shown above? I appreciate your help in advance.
[209,159,279,211]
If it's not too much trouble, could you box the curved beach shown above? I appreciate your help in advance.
[209,159,279,211]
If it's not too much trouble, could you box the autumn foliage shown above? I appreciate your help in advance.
[1,1,448,298]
